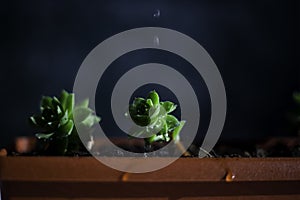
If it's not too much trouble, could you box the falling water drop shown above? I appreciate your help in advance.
[152,9,160,46]
[153,36,160,46]
[153,9,160,18]
[225,169,236,182]
[124,112,129,117]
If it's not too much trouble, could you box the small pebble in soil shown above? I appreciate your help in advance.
[256,148,267,157]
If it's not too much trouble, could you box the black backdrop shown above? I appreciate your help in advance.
[0,0,299,148]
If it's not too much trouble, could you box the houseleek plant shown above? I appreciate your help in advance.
[128,90,189,155]
[29,90,100,155]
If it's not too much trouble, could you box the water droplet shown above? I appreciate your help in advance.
[153,36,160,46]
[153,9,160,18]
[86,140,94,151]
[225,170,235,182]
[121,172,129,181]
[124,112,129,117]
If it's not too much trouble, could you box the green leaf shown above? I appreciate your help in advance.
[81,114,100,128]
[137,103,150,115]
[161,101,177,113]
[146,99,153,107]
[42,108,56,121]
[77,99,89,108]
[52,96,61,106]
[149,105,161,120]
[165,115,180,130]
[29,115,46,127]
[40,96,53,111]
[60,90,69,110]
[66,93,75,117]
[131,114,151,127]
[147,90,159,106]
[73,107,93,122]
[59,110,69,126]
[129,100,150,125]
[36,132,54,139]
[163,133,171,142]
[133,97,145,106]
[159,121,168,135]
[52,97,63,115]
[128,90,185,145]
[130,98,150,116]
[128,126,148,138]
[56,105,62,116]
[57,120,74,137]
[172,120,185,142]
[95,115,101,123]
[147,134,164,144]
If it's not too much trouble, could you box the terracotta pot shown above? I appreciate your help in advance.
[1,157,300,200]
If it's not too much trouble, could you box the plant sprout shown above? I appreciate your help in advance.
[29,90,100,155]
[128,90,189,155]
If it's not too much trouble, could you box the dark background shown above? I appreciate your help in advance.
[0,0,299,148]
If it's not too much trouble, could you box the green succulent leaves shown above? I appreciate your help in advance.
[74,105,101,128]
[30,90,76,139]
[129,98,151,126]
[29,90,100,155]
[147,90,160,106]
[128,90,185,144]
[161,101,177,113]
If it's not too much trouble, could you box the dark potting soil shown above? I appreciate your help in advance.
[8,137,300,158]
